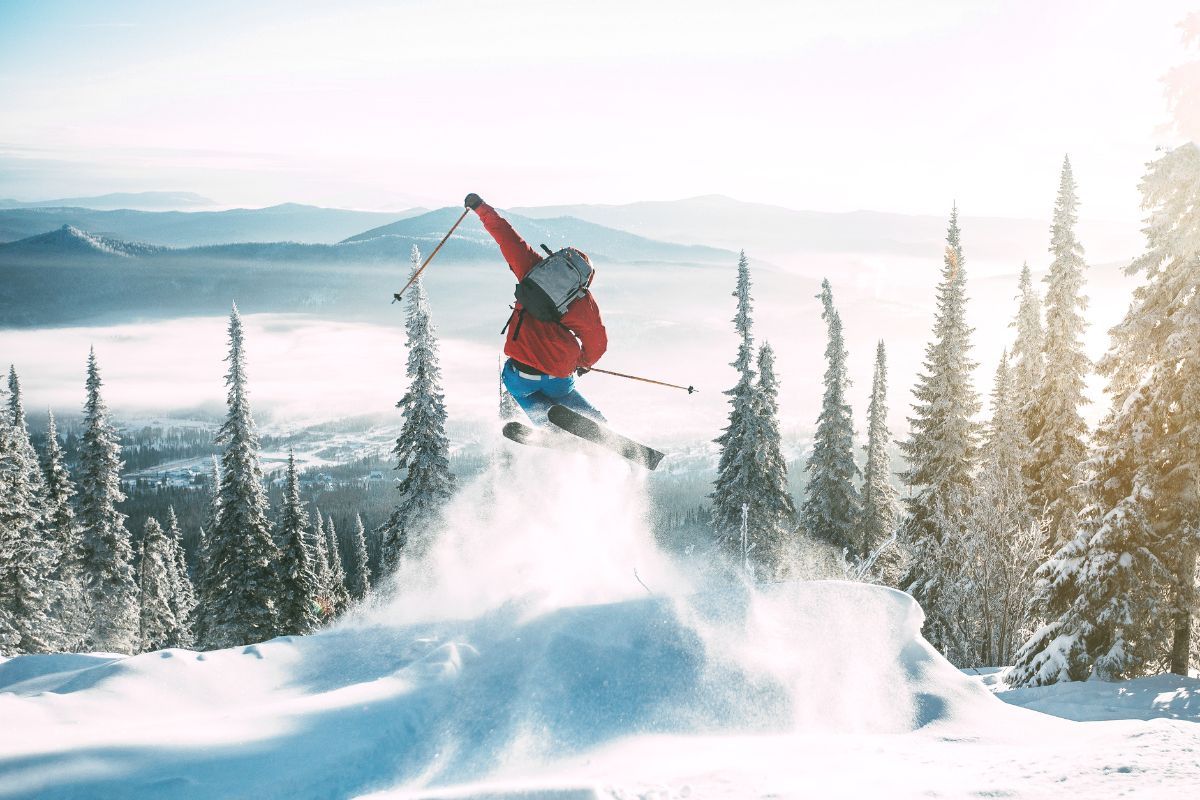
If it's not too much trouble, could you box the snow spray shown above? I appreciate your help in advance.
[355,443,686,626]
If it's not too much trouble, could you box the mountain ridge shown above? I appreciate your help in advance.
[0,191,216,211]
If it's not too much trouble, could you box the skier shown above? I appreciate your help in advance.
[465,192,608,425]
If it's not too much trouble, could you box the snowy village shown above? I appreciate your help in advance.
[1,2,1199,798]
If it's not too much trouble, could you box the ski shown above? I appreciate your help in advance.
[502,420,562,450]
[546,405,666,470]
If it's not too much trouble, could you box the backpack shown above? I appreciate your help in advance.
[514,246,594,322]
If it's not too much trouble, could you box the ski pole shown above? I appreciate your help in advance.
[586,367,697,395]
[392,207,471,303]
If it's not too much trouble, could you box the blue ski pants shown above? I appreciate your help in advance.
[501,358,605,426]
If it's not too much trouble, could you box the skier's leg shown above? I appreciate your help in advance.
[539,374,606,422]
[501,359,555,425]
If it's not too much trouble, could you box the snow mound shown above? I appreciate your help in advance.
[0,580,1018,799]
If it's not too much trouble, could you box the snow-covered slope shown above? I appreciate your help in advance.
[1,452,1197,799]
[0,224,166,258]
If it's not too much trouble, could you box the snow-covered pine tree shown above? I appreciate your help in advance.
[1010,145,1200,684]
[347,513,372,600]
[137,517,180,653]
[7,368,49,522]
[1009,262,1046,443]
[324,513,350,614]
[76,348,139,653]
[274,452,321,635]
[194,305,285,648]
[711,251,764,567]
[0,368,58,654]
[380,246,455,573]
[1028,156,1091,550]
[898,209,981,653]
[312,507,330,604]
[42,410,88,651]
[943,352,1043,667]
[190,456,221,645]
[1097,143,1200,675]
[860,341,900,574]
[0,408,17,655]
[747,343,797,573]
[801,280,862,556]
[1008,391,1170,686]
[163,506,195,648]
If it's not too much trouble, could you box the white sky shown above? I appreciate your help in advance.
[0,0,1195,217]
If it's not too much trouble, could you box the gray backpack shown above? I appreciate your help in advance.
[514,246,594,323]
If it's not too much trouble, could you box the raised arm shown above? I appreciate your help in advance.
[467,194,541,279]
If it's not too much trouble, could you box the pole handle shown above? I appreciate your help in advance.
[392,207,471,303]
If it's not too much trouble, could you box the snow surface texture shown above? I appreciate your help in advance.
[2,448,1199,799]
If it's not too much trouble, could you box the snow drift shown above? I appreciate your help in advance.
[2,448,1193,799]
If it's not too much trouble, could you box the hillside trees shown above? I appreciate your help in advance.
[193,305,285,649]
[42,410,87,650]
[275,452,322,635]
[710,251,796,576]
[1011,144,1200,684]
[77,349,139,653]
[137,517,184,653]
[348,513,372,601]
[860,341,900,579]
[1027,157,1092,549]
[380,246,455,574]
[898,209,981,653]
[801,279,862,556]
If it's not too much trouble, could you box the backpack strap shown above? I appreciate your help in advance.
[500,305,527,341]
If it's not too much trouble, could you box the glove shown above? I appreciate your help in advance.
[575,366,591,377]
[464,193,484,210]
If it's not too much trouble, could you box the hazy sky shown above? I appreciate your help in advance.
[0,0,1195,218]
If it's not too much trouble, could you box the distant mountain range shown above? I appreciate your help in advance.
[511,194,1144,269]
[0,193,1146,270]
[0,191,217,211]
[0,203,423,247]
[0,209,739,327]
[0,208,736,265]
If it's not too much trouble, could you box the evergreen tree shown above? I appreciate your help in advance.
[1120,143,1200,675]
[1,391,50,654]
[137,517,180,653]
[0,368,59,654]
[324,513,350,614]
[7,367,49,520]
[312,507,331,607]
[1015,144,1200,684]
[1009,262,1046,439]
[194,305,285,648]
[191,456,221,646]
[1028,156,1091,549]
[274,452,321,635]
[801,279,862,555]
[860,341,900,571]
[940,353,1042,667]
[380,246,455,573]
[1009,396,1169,686]
[347,513,372,601]
[76,348,139,653]
[42,410,87,651]
[163,506,195,648]
[711,251,763,566]
[748,343,797,573]
[898,209,981,653]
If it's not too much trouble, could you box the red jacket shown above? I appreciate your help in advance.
[475,202,608,378]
